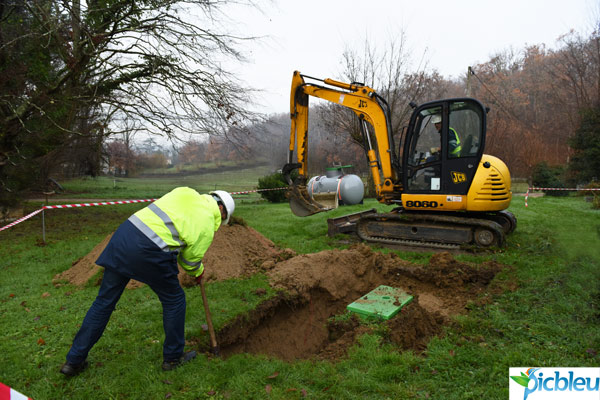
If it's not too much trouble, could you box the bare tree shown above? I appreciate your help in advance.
[310,31,444,180]
[0,0,259,205]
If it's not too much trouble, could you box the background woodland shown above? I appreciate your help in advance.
[1,1,599,207]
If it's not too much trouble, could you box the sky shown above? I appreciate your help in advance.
[223,0,597,115]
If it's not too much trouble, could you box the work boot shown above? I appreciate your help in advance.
[162,350,197,371]
[60,361,88,377]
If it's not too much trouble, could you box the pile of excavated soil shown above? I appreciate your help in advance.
[53,223,295,288]
[55,233,116,287]
[55,222,510,362]
[264,246,503,317]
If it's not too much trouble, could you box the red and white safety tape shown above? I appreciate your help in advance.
[0,381,32,400]
[0,199,157,232]
[525,187,600,207]
[0,208,45,232]
[0,188,288,232]
[42,199,157,209]
[229,187,287,195]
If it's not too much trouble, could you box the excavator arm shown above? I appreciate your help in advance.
[283,71,400,216]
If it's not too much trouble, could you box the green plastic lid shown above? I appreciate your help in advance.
[347,285,413,320]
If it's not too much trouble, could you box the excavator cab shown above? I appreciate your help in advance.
[402,99,485,203]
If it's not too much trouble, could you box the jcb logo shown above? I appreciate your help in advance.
[451,171,466,184]
[358,100,367,108]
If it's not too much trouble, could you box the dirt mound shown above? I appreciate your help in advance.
[179,224,295,286]
[52,233,139,287]
[54,224,295,288]
[264,244,502,316]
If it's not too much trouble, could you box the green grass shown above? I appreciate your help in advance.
[1,171,600,399]
[142,159,270,175]
[43,164,274,201]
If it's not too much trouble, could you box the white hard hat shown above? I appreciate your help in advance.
[432,114,442,124]
[210,190,235,225]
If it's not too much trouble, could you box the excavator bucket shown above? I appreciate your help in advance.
[286,184,334,217]
[282,162,335,216]
[311,192,338,209]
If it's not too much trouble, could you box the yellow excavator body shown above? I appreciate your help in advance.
[283,71,516,248]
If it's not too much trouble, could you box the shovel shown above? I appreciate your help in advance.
[199,278,219,356]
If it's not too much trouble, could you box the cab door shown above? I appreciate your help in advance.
[402,98,486,207]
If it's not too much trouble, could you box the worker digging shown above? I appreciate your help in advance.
[60,187,235,376]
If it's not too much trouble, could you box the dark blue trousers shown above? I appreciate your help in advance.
[66,220,186,364]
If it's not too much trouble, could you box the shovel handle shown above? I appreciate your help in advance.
[200,279,218,353]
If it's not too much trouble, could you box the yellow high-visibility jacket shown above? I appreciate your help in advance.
[449,127,462,156]
[128,187,221,277]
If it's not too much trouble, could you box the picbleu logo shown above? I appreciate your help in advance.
[509,368,600,400]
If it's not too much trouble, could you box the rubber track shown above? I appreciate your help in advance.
[356,212,506,249]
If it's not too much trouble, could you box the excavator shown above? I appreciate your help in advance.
[282,71,516,249]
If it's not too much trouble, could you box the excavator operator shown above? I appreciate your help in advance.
[432,114,462,158]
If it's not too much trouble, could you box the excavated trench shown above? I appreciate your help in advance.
[57,223,510,362]
[208,289,448,361]
[192,246,505,361]
[217,290,343,361]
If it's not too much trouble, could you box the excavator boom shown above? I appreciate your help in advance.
[284,71,399,216]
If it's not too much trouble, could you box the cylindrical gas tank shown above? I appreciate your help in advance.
[307,168,364,206]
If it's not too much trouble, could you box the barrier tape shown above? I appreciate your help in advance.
[0,187,288,232]
[0,208,44,232]
[525,187,600,207]
[230,187,287,195]
[529,187,600,191]
[0,199,157,232]
[42,199,157,209]
[0,381,32,400]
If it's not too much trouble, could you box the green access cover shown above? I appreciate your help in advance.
[347,285,413,320]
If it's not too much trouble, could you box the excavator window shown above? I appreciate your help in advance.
[406,106,443,191]
[407,107,442,166]
[405,100,484,192]
[448,104,482,158]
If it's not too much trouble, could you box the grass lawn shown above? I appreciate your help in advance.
[41,165,274,201]
[1,173,599,399]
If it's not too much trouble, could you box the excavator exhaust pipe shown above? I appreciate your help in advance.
[282,163,333,217]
